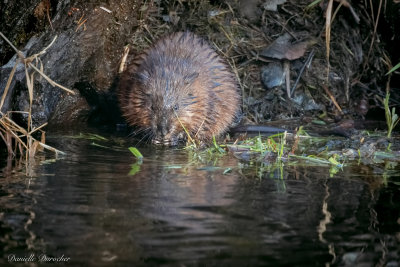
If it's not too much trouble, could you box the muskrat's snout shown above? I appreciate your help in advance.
[152,136,179,146]
[152,118,171,145]
[151,115,182,146]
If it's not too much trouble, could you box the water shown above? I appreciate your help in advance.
[1,132,399,266]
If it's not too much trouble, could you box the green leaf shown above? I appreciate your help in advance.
[306,0,323,10]
[129,147,143,160]
[312,119,326,125]
[386,62,400,75]
[91,142,110,149]
[213,136,225,154]
[328,155,342,167]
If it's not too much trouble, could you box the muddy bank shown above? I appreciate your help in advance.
[0,0,399,132]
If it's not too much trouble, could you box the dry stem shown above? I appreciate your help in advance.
[0,31,71,159]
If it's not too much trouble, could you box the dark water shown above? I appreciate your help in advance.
[0,133,399,266]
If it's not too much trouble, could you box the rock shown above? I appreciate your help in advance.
[238,0,261,23]
[260,62,285,89]
[0,0,139,129]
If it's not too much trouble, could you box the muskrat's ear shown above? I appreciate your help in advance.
[184,72,199,85]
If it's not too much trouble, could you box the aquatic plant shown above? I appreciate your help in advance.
[383,93,399,138]
[128,147,143,175]
[129,147,144,161]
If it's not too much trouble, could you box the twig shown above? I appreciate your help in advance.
[38,141,66,155]
[29,63,74,94]
[33,35,57,57]
[290,49,315,97]
[323,85,343,114]
[363,0,383,72]
[45,0,54,31]
[0,61,18,111]
[28,122,48,135]
[119,45,130,73]
[284,61,291,98]
[76,17,87,32]
[325,0,333,80]
[0,32,69,158]
[100,6,112,13]
[0,32,23,57]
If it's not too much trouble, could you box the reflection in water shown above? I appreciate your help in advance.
[0,135,399,266]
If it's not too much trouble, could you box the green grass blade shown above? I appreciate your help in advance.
[386,62,400,75]
[129,147,143,160]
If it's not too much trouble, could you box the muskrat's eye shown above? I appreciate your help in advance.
[145,100,154,111]
[173,104,179,111]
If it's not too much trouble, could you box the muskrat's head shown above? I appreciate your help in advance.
[146,92,184,146]
[134,70,200,146]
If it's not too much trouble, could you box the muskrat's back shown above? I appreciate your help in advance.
[118,31,240,145]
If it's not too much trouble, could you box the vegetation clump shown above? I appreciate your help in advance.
[0,32,73,161]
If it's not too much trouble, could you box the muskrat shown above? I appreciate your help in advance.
[118,31,241,145]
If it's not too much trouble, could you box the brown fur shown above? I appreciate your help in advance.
[118,32,240,145]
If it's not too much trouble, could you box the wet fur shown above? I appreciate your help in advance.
[118,32,240,145]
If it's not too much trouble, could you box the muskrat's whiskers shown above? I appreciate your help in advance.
[133,134,146,147]
[146,132,154,145]
[129,127,150,138]
[135,129,152,146]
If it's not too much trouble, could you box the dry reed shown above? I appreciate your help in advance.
[0,32,74,160]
